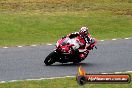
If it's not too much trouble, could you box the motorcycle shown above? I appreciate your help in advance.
[44,37,97,66]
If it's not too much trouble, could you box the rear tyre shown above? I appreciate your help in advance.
[44,51,58,66]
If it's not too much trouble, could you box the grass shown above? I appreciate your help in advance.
[0,0,132,46]
[0,73,132,88]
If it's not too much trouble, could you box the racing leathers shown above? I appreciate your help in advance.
[67,32,93,50]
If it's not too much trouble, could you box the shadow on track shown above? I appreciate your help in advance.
[44,62,95,67]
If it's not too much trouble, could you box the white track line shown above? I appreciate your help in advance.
[112,39,117,40]
[100,40,104,42]
[125,71,132,73]
[114,72,123,74]
[101,73,109,74]
[26,79,42,81]
[0,81,6,83]
[17,46,23,48]
[9,80,17,82]
[31,45,37,46]
[0,76,75,84]
[39,76,74,80]
[47,44,52,45]
[124,38,130,40]
[66,76,75,77]
[3,47,8,49]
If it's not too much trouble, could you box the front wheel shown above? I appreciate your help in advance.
[44,51,58,66]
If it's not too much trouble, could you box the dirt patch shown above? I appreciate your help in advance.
[124,11,132,16]
[114,9,132,16]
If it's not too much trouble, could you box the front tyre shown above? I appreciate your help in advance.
[44,51,58,66]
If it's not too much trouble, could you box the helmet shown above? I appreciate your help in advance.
[79,27,88,37]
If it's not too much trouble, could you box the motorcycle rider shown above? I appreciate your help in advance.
[62,26,95,60]
[66,26,95,50]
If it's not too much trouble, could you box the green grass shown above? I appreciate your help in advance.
[0,0,132,46]
[0,73,132,88]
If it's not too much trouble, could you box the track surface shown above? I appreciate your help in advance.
[0,39,132,81]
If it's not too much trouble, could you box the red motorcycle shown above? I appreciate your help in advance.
[44,37,97,66]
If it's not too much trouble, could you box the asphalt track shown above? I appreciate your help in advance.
[0,39,132,81]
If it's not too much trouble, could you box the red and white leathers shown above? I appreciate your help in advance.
[66,32,93,50]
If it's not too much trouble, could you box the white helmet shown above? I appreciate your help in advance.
[79,27,88,37]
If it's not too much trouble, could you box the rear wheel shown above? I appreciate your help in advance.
[44,51,58,66]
